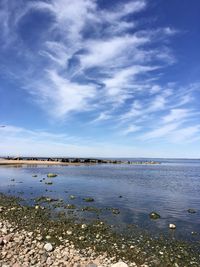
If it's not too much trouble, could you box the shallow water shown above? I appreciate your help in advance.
[0,159,200,242]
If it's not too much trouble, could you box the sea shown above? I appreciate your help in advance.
[0,158,200,242]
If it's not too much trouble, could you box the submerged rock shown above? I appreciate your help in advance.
[112,208,120,215]
[191,231,198,235]
[45,182,53,185]
[149,212,161,220]
[65,204,76,209]
[83,197,94,202]
[187,208,196,214]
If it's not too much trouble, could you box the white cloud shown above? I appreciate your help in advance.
[121,125,141,135]
[80,35,149,69]
[169,125,200,143]
[2,0,200,151]
[0,0,179,120]
[91,112,112,123]
[1,124,200,158]
[163,109,190,123]
[140,122,181,140]
[37,69,97,117]
[103,65,156,98]
[0,124,157,158]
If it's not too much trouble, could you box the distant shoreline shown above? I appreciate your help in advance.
[0,158,160,166]
[0,159,89,166]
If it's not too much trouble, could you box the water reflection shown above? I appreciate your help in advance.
[0,160,200,241]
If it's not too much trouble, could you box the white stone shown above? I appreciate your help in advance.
[111,262,128,267]
[169,223,176,229]
[44,242,53,252]
[67,230,72,235]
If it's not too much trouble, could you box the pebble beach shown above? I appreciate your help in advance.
[1,193,200,267]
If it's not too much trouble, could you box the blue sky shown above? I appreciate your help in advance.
[0,0,200,158]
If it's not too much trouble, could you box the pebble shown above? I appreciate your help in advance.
[86,263,98,267]
[44,243,53,252]
[111,262,128,267]
[67,230,72,235]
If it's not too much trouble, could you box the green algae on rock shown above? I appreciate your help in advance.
[149,212,161,220]
[47,173,57,178]
[65,204,76,209]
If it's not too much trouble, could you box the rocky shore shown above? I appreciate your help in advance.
[0,219,131,267]
[0,194,200,267]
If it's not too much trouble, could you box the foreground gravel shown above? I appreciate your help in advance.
[0,219,134,267]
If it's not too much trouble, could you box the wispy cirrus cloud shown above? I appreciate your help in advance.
[0,0,200,151]
[0,0,175,117]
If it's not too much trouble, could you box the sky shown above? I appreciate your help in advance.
[0,0,200,158]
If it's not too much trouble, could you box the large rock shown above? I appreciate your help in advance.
[47,173,57,178]
[169,223,176,229]
[111,262,128,267]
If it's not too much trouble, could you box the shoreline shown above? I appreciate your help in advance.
[0,160,93,166]
[0,159,160,166]
[0,193,199,267]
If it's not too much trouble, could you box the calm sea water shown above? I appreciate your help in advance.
[0,159,200,241]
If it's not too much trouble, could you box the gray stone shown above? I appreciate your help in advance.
[111,262,128,267]
[86,263,98,267]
